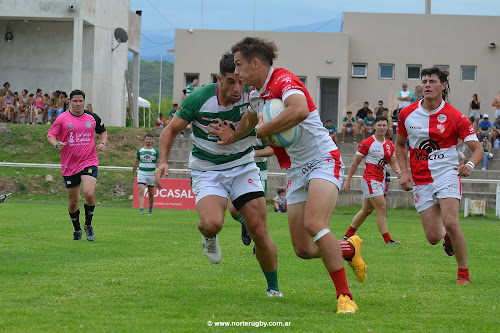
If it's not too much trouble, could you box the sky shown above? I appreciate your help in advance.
[129,0,500,59]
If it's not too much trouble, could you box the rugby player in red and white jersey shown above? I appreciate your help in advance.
[395,66,483,285]
[47,89,107,242]
[209,37,364,314]
[343,116,402,244]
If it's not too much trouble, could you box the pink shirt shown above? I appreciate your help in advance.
[47,110,106,176]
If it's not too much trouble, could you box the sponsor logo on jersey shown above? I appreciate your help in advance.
[375,158,387,171]
[437,114,447,123]
[248,178,253,183]
[86,122,91,128]
[415,139,444,161]
[67,123,73,130]
[409,126,422,129]
[437,124,446,133]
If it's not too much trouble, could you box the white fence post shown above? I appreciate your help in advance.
[496,184,500,218]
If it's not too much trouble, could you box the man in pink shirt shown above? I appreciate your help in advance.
[47,89,108,241]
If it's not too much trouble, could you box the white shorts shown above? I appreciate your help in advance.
[362,178,385,198]
[345,126,353,133]
[191,163,263,204]
[286,152,344,205]
[470,110,480,119]
[413,173,462,213]
[496,109,500,119]
[137,172,155,187]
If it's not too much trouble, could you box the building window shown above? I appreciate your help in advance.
[352,64,367,78]
[185,74,199,88]
[211,74,218,83]
[435,65,449,73]
[461,66,476,81]
[407,65,421,80]
[379,64,394,79]
[297,76,307,86]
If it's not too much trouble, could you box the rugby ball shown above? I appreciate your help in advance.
[262,98,298,147]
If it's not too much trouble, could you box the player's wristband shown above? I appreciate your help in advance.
[466,161,475,169]
[54,142,59,149]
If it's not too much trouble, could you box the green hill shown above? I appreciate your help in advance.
[128,60,174,102]
[0,124,154,205]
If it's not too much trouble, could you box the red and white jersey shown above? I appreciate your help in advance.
[397,100,477,185]
[248,67,337,169]
[356,136,394,182]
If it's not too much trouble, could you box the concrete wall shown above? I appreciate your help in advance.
[0,20,73,94]
[173,29,349,124]
[173,13,500,124]
[343,12,500,114]
[0,0,140,127]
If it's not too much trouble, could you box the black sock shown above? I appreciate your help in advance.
[84,204,95,226]
[69,209,81,231]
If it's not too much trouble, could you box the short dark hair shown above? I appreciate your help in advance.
[364,101,369,105]
[173,103,178,107]
[69,89,85,99]
[326,119,332,123]
[277,189,285,195]
[219,52,236,76]
[23,89,28,94]
[375,116,388,124]
[70,89,85,100]
[421,66,450,101]
[378,100,383,104]
[145,133,154,138]
[231,37,278,67]
[347,111,352,114]
[3,82,9,87]
[367,110,373,114]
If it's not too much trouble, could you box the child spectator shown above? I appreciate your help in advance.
[273,189,287,213]
[324,119,338,145]
[156,113,166,127]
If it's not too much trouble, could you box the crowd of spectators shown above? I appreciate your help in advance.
[0,82,72,125]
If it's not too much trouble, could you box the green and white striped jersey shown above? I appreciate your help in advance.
[177,83,256,171]
[136,147,159,174]
[253,137,268,178]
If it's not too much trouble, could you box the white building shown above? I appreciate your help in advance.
[172,12,500,126]
[0,0,141,126]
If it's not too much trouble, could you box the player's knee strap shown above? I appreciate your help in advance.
[313,228,331,242]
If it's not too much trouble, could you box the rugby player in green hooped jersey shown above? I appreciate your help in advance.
[155,52,282,297]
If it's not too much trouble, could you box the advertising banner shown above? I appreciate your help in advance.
[133,178,196,210]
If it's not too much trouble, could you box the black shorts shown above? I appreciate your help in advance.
[63,165,98,188]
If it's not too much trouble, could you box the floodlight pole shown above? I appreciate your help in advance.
[159,55,163,118]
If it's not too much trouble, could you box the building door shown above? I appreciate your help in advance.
[319,78,339,127]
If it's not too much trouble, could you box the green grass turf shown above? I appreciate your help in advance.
[0,203,498,332]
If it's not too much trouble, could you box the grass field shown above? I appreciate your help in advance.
[0,202,499,332]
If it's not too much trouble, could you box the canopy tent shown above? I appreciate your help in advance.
[126,96,154,127]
